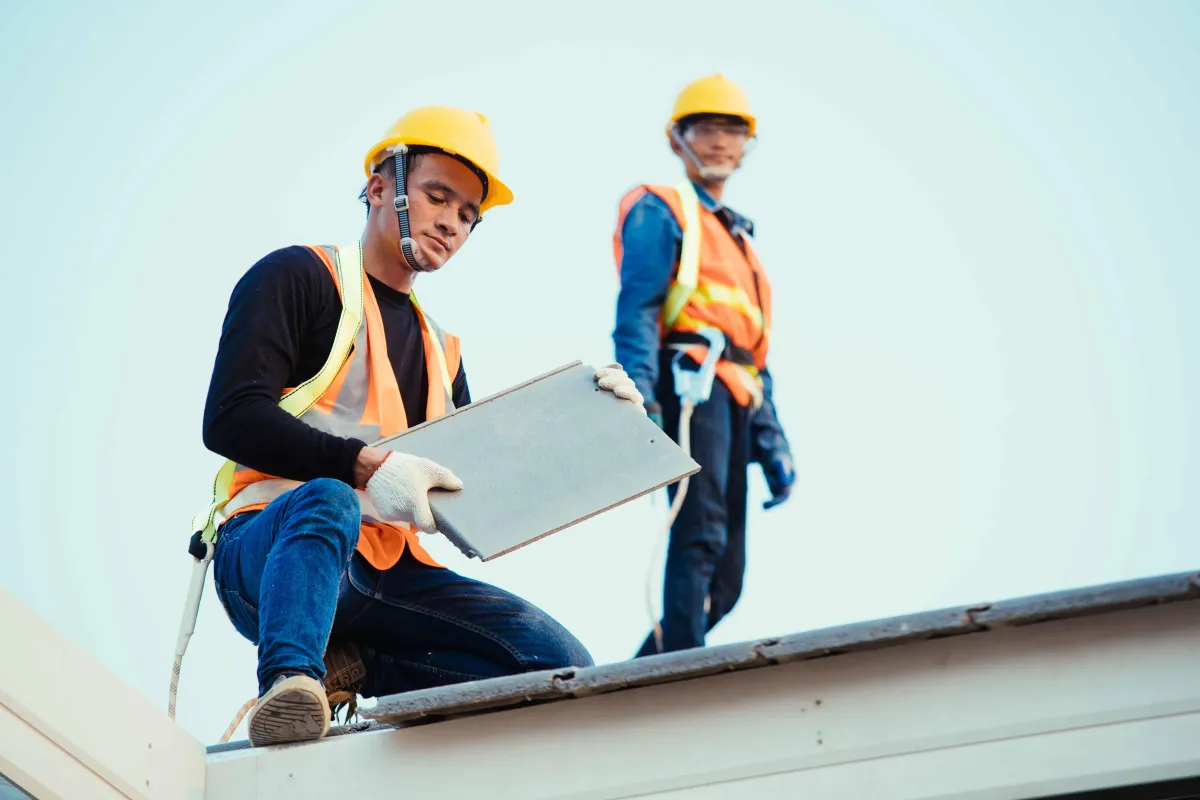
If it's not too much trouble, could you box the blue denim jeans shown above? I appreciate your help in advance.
[636,364,752,657]
[212,478,593,696]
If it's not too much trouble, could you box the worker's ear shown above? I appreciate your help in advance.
[364,171,390,210]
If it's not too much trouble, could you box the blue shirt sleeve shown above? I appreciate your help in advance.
[613,193,682,404]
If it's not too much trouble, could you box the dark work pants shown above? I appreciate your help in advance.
[636,354,752,656]
[212,479,593,697]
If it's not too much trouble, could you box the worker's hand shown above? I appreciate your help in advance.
[762,454,795,510]
[353,446,390,489]
[364,451,463,534]
[595,364,645,410]
[644,400,664,430]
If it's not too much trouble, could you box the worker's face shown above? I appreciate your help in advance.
[675,115,751,180]
[367,152,483,271]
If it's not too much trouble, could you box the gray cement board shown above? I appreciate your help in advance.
[371,361,699,561]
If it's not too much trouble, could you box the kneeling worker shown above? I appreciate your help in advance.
[200,106,643,746]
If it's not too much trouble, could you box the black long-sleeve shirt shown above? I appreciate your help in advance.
[202,246,470,487]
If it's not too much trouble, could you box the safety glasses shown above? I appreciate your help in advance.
[684,121,751,143]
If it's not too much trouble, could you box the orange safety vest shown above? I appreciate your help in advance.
[218,244,461,571]
[613,182,773,407]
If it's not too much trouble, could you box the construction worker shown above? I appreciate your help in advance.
[613,75,794,656]
[200,106,643,746]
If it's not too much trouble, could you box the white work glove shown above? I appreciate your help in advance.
[364,452,463,534]
[595,364,646,411]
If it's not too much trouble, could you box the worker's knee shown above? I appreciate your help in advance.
[539,630,595,671]
[282,478,361,556]
[523,615,594,671]
[675,522,728,566]
[288,477,360,522]
[672,492,731,563]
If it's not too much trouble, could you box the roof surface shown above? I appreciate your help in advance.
[209,568,1200,754]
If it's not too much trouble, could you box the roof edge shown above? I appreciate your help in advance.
[209,568,1200,752]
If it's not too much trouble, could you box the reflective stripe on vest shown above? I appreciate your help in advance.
[662,179,703,328]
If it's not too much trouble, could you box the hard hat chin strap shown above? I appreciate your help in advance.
[388,144,430,273]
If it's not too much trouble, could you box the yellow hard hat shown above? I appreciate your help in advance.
[666,74,757,138]
[363,106,514,213]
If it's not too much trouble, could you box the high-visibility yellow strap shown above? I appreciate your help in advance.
[190,460,237,540]
[193,242,365,542]
[410,290,454,399]
[662,179,702,329]
[279,242,364,416]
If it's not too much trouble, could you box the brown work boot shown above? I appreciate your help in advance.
[323,638,367,723]
[247,674,330,747]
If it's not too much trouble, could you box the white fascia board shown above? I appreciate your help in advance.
[0,587,206,800]
[207,600,1200,800]
[1,703,126,800]
[630,713,1200,799]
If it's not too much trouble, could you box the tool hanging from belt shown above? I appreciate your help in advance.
[646,326,726,654]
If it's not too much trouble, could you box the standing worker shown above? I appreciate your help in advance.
[198,106,644,746]
[612,75,795,656]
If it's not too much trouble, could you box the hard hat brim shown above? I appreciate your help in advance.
[364,137,513,213]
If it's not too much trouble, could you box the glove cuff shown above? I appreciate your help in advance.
[363,451,392,490]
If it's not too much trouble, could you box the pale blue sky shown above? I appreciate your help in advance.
[1,0,1197,743]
